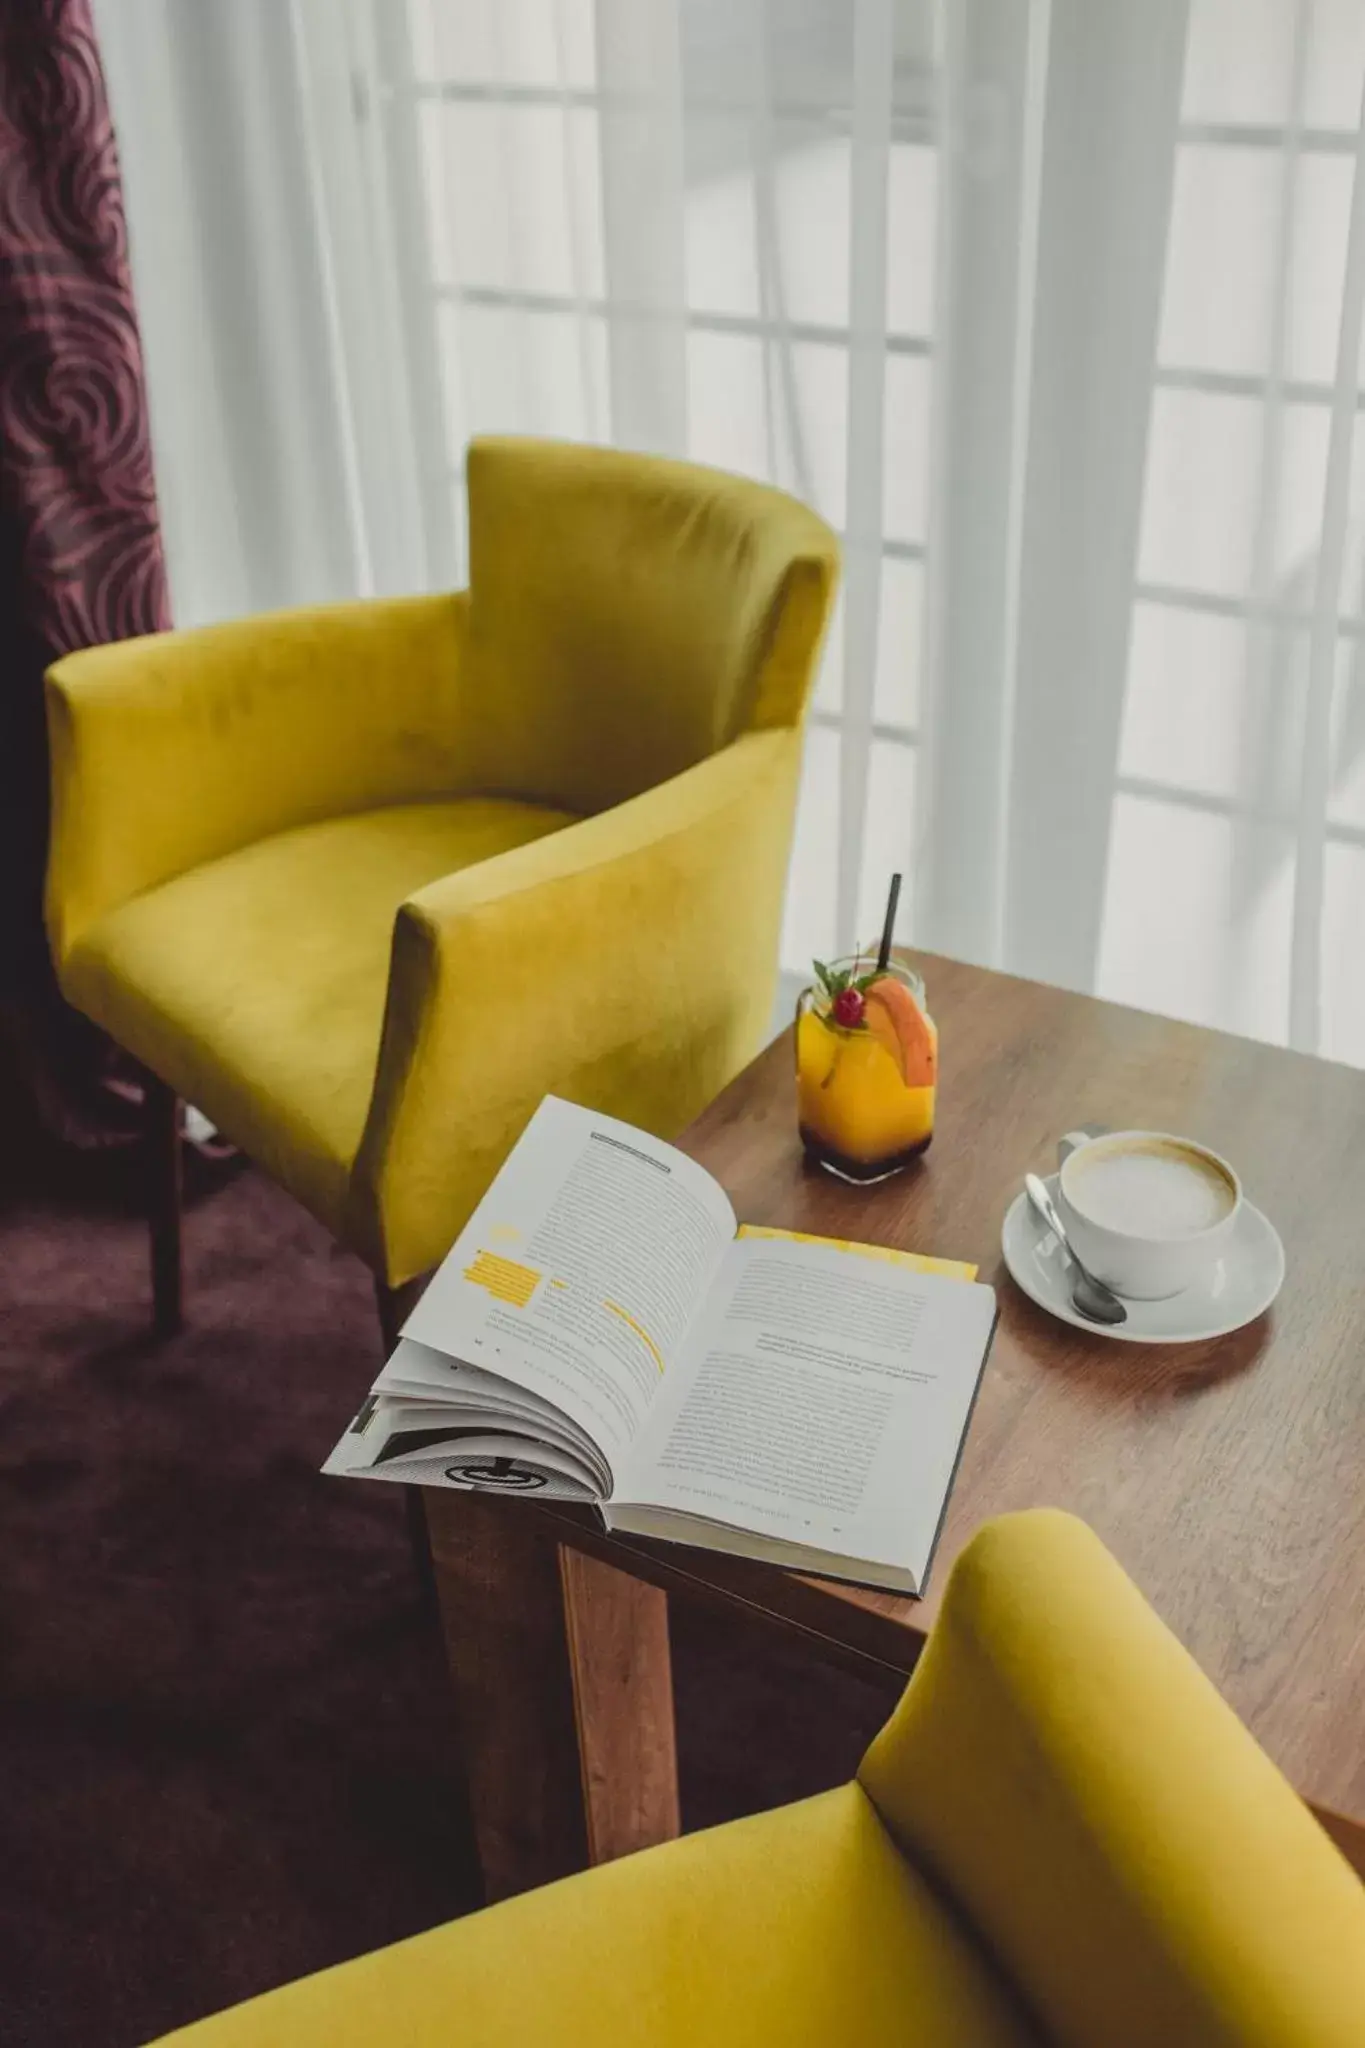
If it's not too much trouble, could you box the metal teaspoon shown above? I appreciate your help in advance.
[1024,1172,1128,1327]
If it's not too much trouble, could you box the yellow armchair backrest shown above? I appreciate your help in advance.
[859,1511,1365,2048]
[463,437,839,813]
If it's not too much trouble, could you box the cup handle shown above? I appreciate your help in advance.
[1057,1126,1103,1169]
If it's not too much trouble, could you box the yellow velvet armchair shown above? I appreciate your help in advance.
[44,439,838,1331]
[148,1509,1365,2047]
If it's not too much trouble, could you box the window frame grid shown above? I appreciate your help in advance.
[389,43,1365,866]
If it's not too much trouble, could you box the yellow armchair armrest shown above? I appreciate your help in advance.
[858,1510,1365,2048]
[350,724,804,1284]
[45,593,471,963]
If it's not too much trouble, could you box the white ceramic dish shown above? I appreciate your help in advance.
[1001,1172,1285,1344]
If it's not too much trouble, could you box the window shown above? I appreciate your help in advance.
[373,0,936,969]
[1101,0,1365,1047]
[342,0,1365,1056]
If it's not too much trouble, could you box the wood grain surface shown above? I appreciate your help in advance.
[424,1488,680,1898]
[425,950,1365,1891]
[670,951,1365,1828]
[559,1547,680,1863]
[425,1487,590,1900]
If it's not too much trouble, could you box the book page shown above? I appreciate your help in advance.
[619,1236,995,1581]
[323,1398,600,1502]
[736,1224,977,1282]
[370,1339,615,1492]
[402,1098,736,1482]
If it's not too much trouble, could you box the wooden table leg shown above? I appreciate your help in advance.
[424,1489,680,1902]
[145,1076,183,1334]
[560,1545,680,1866]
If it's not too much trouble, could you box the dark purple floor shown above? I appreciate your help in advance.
[0,1110,895,2047]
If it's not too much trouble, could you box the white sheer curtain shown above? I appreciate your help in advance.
[99,0,1365,1062]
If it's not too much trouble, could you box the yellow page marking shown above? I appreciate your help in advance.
[604,1300,665,1373]
[463,1250,541,1307]
[737,1225,976,1282]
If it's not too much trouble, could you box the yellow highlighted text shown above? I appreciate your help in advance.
[604,1300,665,1373]
[463,1250,541,1307]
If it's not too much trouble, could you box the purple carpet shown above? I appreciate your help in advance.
[0,1101,894,2047]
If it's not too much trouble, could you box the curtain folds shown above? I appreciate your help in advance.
[0,0,169,1002]
[98,0,1365,1066]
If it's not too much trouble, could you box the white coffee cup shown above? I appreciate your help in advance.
[1056,1129,1241,1301]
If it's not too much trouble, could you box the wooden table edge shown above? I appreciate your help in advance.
[527,1499,925,1684]
[528,1503,1365,1888]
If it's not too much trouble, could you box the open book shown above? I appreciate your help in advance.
[325,1097,997,1595]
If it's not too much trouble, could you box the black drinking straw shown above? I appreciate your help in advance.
[876,872,902,974]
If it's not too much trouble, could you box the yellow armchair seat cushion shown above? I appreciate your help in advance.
[61,797,578,1235]
[151,1783,1038,2048]
[46,448,841,1286]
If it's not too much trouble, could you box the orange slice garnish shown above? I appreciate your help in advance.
[864,977,936,1088]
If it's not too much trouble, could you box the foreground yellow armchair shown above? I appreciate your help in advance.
[45,439,838,1319]
[148,1511,1365,2047]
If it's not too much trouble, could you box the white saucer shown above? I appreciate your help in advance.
[1001,1174,1285,1344]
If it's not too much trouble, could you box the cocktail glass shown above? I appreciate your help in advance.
[795,955,936,1182]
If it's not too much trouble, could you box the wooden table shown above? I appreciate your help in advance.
[422,952,1365,1901]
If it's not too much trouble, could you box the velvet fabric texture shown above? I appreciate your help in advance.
[149,1511,1365,2048]
[859,1514,1365,2046]
[0,0,169,1000]
[153,1788,1039,2048]
[45,440,840,1284]
[59,799,580,1234]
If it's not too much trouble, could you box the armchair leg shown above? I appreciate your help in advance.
[145,1075,184,1335]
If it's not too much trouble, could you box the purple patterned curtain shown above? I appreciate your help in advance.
[0,0,169,1114]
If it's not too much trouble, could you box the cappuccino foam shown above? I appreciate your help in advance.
[1066,1139,1234,1238]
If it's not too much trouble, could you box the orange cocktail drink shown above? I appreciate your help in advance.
[796,955,937,1181]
